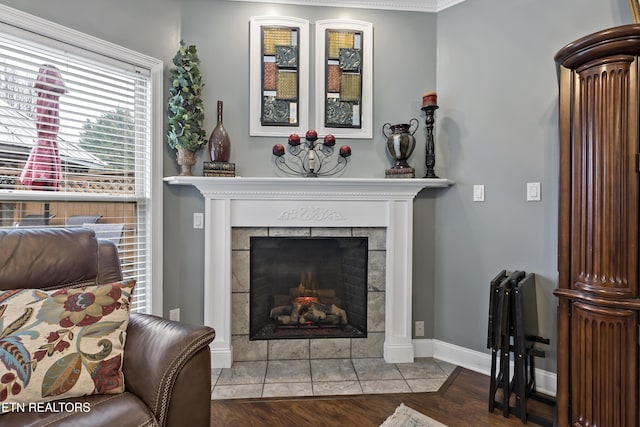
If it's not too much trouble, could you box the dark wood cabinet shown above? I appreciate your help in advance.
[555,25,640,427]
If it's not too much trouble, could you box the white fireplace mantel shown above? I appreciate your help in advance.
[165,176,453,368]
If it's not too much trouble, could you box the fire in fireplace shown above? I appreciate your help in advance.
[249,236,368,340]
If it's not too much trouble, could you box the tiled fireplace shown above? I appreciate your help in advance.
[231,226,384,363]
[247,234,370,341]
[165,177,452,368]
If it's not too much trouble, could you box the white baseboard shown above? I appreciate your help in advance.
[413,339,557,397]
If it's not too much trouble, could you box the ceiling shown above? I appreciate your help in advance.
[225,0,466,13]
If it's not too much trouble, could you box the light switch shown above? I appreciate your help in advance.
[473,184,485,202]
[193,212,204,229]
[527,182,541,201]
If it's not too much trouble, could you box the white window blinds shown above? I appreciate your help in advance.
[0,28,154,313]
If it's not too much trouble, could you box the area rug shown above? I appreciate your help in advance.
[380,403,448,427]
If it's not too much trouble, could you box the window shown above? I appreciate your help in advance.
[0,5,163,314]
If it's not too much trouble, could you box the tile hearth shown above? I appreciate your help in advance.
[211,357,456,400]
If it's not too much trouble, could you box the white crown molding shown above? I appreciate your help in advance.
[226,0,466,13]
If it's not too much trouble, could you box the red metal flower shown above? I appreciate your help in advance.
[305,129,318,141]
[288,134,301,146]
[323,134,336,146]
[272,144,285,156]
[339,145,352,157]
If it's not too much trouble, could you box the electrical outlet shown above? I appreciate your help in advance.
[169,308,180,322]
[415,320,425,337]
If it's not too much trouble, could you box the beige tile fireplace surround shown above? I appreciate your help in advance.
[230,226,386,362]
[165,177,453,369]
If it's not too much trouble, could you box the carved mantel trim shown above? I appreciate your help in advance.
[277,206,347,221]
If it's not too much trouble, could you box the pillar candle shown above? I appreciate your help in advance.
[422,91,437,108]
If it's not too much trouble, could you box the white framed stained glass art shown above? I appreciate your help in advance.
[249,16,309,136]
[315,19,372,139]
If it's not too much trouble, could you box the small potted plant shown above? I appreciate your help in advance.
[167,40,207,175]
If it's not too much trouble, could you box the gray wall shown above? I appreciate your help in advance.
[435,0,630,372]
[177,0,439,329]
[1,0,634,373]
[0,0,181,61]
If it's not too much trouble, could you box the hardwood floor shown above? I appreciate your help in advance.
[210,367,556,426]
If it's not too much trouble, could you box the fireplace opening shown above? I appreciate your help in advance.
[249,236,368,340]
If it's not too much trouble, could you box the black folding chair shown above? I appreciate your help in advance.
[511,273,554,426]
[487,269,507,413]
[487,270,554,426]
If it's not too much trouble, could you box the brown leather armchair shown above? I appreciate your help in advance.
[0,228,215,427]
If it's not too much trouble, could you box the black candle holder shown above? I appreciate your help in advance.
[272,131,351,178]
[421,104,439,178]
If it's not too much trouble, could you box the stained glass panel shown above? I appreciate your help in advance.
[324,29,363,129]
[260,26,300,126]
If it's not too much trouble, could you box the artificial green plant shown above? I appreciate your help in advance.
[166,40,207,152]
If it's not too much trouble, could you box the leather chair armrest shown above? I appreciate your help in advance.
[123,313,215,427]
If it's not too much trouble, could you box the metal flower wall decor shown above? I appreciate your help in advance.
[272,130,351,177]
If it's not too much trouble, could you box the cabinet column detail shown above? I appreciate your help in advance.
[555,24,640,427]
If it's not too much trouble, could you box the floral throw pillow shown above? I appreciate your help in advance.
[0,280,135,406]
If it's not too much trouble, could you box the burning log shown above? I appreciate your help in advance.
[270,306,292,317]
[269,287,350,327]
[276,315,292,325]
[270,299,347,326]
[310,306,327,320]
[330,304,348,325]
[290,302,303,324]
